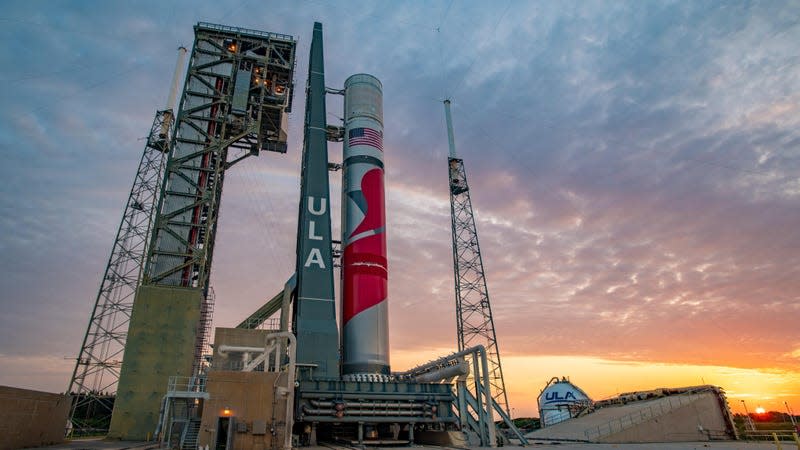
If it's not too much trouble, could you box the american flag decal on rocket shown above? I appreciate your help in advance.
[348,127,383,150]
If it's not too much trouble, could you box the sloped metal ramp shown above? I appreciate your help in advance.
[237,274,296,330]
[527,391,735,443]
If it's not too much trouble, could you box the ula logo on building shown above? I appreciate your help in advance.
[545,391,576,402]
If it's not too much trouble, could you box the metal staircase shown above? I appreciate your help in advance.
[180,418,202,450]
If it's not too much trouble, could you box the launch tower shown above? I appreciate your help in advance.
[444,99,511,416]
[67,48,186,435]
[108,23,297,439]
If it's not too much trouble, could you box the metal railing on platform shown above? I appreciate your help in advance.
[740,430,800,441]
[196,22,294,41]
[583,394,695,441]
[239,317,281,330]
[167,376,207,394]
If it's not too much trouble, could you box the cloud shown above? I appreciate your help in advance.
[1,0,799,399]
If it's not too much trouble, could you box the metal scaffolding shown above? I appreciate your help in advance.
[444,99,511,417]
[67,108,172,434]
[107,24,297,439]
[144,23,296,291]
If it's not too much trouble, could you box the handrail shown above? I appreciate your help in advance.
[167,375,207,393]
[239,317,281,330]
[740,430,800,441]
[195,22,295,42]
[583,394,696,441]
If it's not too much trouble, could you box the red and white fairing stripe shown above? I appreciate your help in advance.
[341,74,389,377]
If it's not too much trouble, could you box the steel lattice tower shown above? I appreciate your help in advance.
[66,48,187,435]
[144,24,296,290]
[108,23,297,439]
[444,99,510,416]
[66,107,174,434]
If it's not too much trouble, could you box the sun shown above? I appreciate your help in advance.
[755,407,766,414]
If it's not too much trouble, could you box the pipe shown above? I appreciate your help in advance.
[472,353,487,444]
[274,344,280,371]
[479,347,497,447]
[279,274,296,332]
[444,99,457,158]
[309,399,425,409]
[166,47,188,111]
[301,415,454,424]
[265,332,297,450]
[159,46,188,144]
[302,407,429,417]
[457,382,468,430]
[298,392,453,401]
[153,395,168,443]
[217,345,267,355]
[400,345,496,447]
[413,360,469,383]
[394,345,485,379]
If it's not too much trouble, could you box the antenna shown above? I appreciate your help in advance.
[444,99,457,158]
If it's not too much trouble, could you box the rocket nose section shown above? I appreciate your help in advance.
[344,74,383,126]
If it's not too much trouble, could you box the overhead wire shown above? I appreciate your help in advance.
[448,1,512,99]
[233,157,294,273]
[214,0,254,25]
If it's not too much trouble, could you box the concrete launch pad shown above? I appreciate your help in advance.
[38,442,782,450]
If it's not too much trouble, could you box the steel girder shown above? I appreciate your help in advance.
[145,23,296,290]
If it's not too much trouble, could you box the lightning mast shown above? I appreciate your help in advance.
[444,99,510,416]
[67,47,187,435]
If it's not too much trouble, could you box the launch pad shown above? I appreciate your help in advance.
[64,18,523,450]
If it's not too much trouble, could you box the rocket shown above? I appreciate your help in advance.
[341,74,389,378]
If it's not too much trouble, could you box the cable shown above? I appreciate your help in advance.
[449,0,513,98]
[439,0,455,25]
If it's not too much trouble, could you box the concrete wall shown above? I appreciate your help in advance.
[108,284,203,440]
[0,386,70,450]
[601,393,730,443]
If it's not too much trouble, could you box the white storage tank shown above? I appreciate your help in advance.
[537,376,593,427]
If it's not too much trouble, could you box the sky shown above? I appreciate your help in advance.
[0,0,799,418]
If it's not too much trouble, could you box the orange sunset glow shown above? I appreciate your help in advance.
[393,350,800,417]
